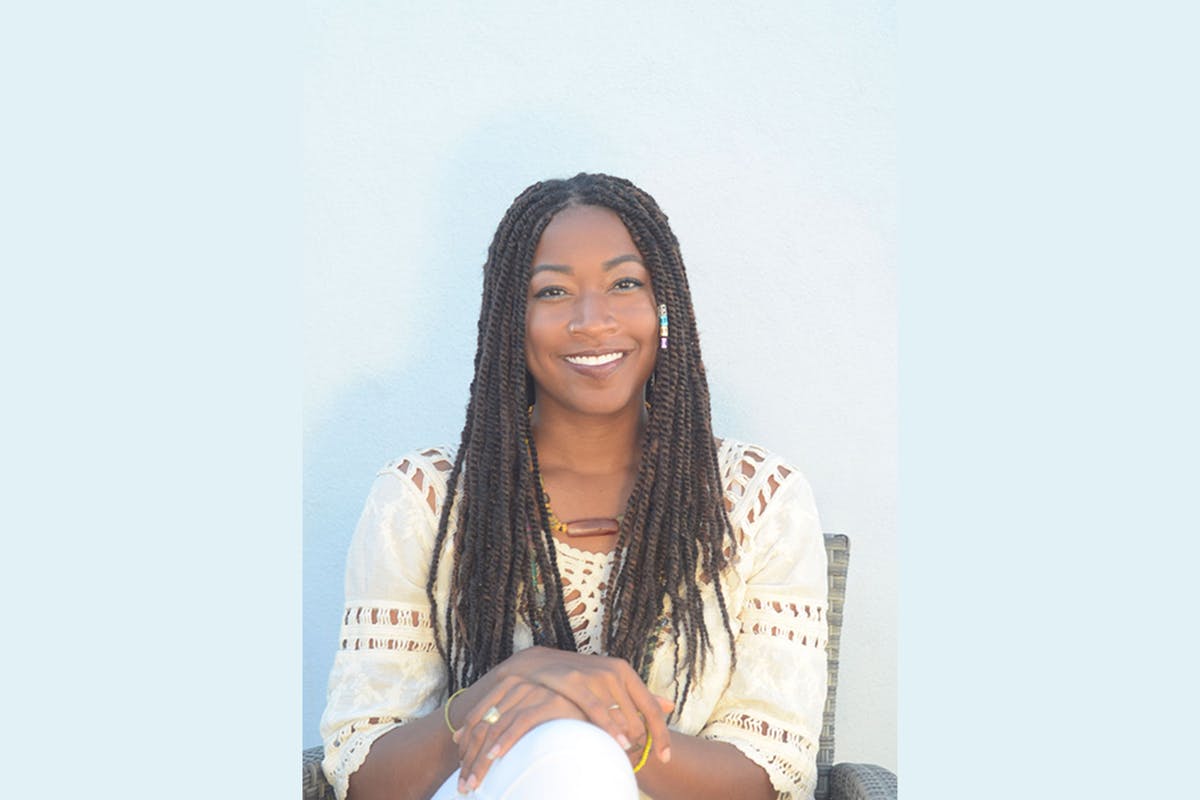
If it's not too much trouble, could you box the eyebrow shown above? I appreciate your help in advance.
[530,254,644,276]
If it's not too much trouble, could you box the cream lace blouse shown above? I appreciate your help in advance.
[320,439,828,800]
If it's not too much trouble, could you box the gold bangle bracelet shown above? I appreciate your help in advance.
[444,687,467,734]
[631,731,653,774]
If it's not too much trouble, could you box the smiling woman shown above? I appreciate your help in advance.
[319,174,828,800]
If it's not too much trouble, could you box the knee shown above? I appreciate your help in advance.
[490,719,637,799]
[519,718,631,767]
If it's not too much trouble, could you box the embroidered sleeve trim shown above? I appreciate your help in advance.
[741,596,827,650]
[702,713,817,799]
[324,718,406,800]
[338,604,437,653]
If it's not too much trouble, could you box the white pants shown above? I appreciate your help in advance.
[429,718,639,800]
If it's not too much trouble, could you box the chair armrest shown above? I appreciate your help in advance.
[828,762,897,800]
[303,745,336,800]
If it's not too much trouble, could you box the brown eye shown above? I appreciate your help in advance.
[612,277,644,291]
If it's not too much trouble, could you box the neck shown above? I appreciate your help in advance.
[530,403,645,475]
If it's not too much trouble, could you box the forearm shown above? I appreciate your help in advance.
[346,677,500,800]
[634,732,774,800]
[344,712,455,800]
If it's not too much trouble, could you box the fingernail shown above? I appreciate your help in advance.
[467,774,479,791]
[617,734,632,750]
[457,778,467,793]
[662,747,672,763]
[487,745,500,760]
[452,730,461,743]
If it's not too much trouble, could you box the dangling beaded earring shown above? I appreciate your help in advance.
[658,303,669,350]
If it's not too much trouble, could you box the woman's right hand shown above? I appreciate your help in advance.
[452,647,674,791]
[452,680,587,793]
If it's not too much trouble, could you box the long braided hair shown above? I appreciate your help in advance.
[426,173,736,713]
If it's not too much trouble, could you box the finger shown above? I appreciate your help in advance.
[458,674,520,731]
[544,671,636,751]
[482,705,538,764]
[457,683,537,792]
[454,688,505,791]
[464,684,531,770]
[456,712,495,793]
[519,651,656,752]
[609,663,672,763]
[482,691,586,764]
[455,674,527,761]
[607,700,645,752]
[642,696,672,763]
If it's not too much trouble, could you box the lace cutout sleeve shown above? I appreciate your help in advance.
[319,448,454,800]
[703,443,828,800]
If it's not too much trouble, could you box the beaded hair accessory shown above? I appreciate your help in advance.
[658,303,668,350]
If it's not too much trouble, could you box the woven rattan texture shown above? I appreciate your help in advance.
[813,533,848,800]
[302,534,857,800]
[829,762,898,800]
[303,745,335,800]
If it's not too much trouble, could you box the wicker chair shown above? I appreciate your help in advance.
[303,533,896,800]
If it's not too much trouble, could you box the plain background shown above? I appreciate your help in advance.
[302,0,898,772]
[5,2,1198,798]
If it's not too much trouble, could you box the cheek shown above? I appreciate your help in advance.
[524,309,556,363]
[624,302,659,340]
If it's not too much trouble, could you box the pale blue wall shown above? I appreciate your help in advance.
[304,0,896,770]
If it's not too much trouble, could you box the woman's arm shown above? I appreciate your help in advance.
[343,670,506,800]
[634,733,775,800]
[343,710,456,800]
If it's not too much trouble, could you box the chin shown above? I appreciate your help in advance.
[560,391,646,418]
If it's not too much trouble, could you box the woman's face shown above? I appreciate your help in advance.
[525,204,658,419]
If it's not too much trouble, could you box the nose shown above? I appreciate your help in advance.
[567,290,618,337]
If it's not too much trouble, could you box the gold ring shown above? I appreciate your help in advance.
[481,705,501,725]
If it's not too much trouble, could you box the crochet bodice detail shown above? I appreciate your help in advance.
[554,540,616,654]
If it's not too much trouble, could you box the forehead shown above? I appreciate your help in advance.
[532,205,640,264]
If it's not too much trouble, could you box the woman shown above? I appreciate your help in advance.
[320,173,828,800]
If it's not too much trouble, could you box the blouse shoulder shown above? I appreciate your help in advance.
[376,445,457,518]
[716,437,810,537]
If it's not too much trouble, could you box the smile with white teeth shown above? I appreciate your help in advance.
[565,352,624,366]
